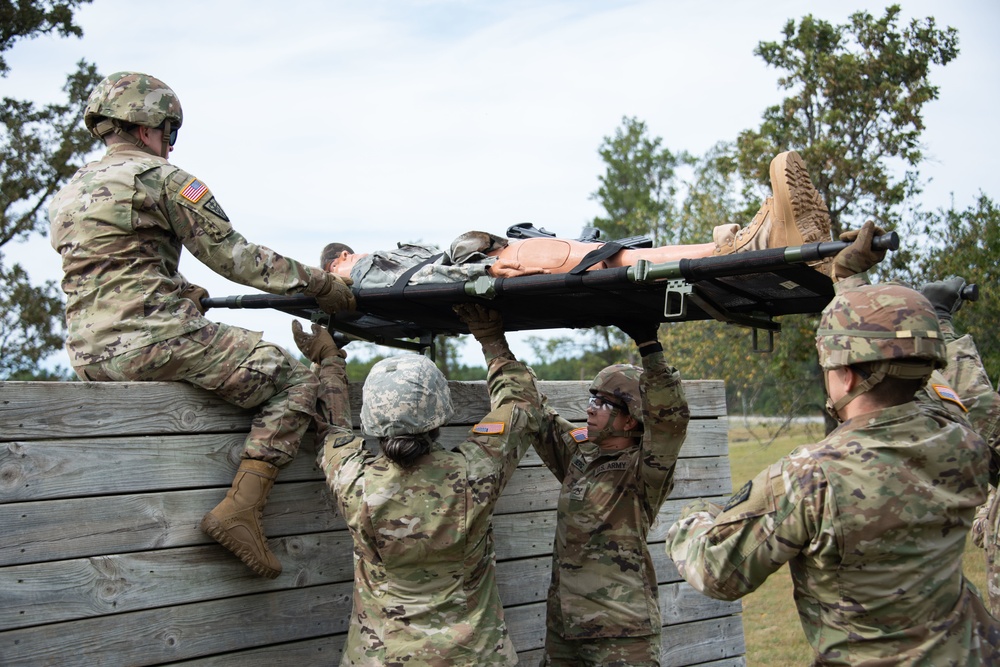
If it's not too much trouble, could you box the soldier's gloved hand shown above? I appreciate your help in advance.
[919,276,967,323]
[292,320,344,363]
[832,219,887,281]
[454,303,505,344]
[313,272,356,314]
[180,283,210,315]
[617,321,660,347]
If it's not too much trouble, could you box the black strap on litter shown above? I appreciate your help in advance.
[569,242,625,274]
[389,253,445,296]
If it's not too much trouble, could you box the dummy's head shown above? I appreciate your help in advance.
[587,364,643,447]
[361,355,454,467]
[816,282,946,419]
[321,242,367,278]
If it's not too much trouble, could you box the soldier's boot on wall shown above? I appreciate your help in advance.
[200,459,283,579]
[712,150,832,268]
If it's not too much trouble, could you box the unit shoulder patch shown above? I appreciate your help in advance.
[472,421,505,435]
[724,480,752,511]
[203,196,229,221]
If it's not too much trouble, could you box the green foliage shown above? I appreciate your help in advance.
[590,116,691,245]
[0,1,101,379]
[0,0,92,75]
[736,5,959,236]
[900,194,999,382]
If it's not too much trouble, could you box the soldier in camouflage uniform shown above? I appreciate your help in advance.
[294,303,545,666]
[530,323,691,667]
[48,71,355,579]
[666,275,1000,665]
[919,277,1000,617]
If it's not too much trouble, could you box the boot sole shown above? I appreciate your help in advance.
[200,513,282,579]
[770,151,831,247]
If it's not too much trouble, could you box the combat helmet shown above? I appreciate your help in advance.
[816,282,946,416]
[84,71,182,154]
[361,355,454,437]
[588,364,644,443]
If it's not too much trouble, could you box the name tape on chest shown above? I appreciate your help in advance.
[180,178,209,203]
[472,421,505,435]
[930,383,968,412]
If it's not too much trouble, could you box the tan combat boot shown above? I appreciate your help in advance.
[200,459,283,578]
[712,151,832,267]
[769,150,833,248]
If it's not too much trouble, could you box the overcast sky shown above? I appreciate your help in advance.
[7,0,998,370]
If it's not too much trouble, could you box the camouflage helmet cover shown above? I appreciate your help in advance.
[361,355,454,437]
[590,364,644,423]
[816,282,946,373]
[84,71,183,137]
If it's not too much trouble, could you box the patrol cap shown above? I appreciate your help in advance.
[361,355,454,437]
[85,71,183,138]
[590,364,643,423]
[816,282,946,377]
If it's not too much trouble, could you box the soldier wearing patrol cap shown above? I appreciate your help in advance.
[48,71,356,579]
[666,280,1000,665]
[530,325,691,666]
[294,303,547,666]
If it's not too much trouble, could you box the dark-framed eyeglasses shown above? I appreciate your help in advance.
[587,395,627,412]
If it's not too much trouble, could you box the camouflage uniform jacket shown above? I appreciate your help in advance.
[532,351,690,639]
[348,243,494,288]
[48,144,329,364]
[667,401,1000,665]
[314,355,545,666]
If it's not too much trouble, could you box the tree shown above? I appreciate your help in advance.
[590,116,690,245]
[900,194,999,382]
[736,5,959,237]
[0,0,101,379]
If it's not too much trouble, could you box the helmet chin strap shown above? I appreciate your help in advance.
[824,360,934,422]
[159,119,171,159]
[591,405,643,444]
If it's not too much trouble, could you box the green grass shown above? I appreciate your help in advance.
[728,422,989,666]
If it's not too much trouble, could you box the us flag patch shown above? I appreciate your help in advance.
[570,427,588,442]
[180,178,209,203]
[931,383,968,412]
[473,422,505,435]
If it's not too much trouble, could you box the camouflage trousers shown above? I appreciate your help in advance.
[540,628,660,667]
[73,322,318,467]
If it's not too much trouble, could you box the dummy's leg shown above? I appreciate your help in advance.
[712,151,832,261]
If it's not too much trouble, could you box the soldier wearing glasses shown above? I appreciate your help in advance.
[48,71,355,580]
[531,327,691,666]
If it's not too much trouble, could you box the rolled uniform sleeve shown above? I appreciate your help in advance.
[163,169,329,297]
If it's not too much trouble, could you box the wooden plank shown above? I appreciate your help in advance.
[661,614,746,666]
[170,636,345,666]
[0,442,729,566]
[0,379,726,441]
[0,583,355,667]
[1,425,728,504]
[1,495,730,631]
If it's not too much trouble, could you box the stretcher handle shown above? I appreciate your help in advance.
[961,284,979,302]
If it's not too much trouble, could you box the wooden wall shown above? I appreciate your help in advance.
[0,379,745,666]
